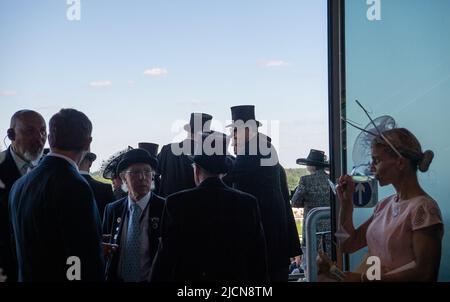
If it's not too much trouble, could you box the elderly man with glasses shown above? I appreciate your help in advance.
[102,148,165,282]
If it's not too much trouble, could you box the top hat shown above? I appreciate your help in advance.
[83,152,97,162]
[226,105,261,128]
[117,148,159,175]
[296,149,329,167]
[189,131,230,174]
[138,142,159,157]
[183,113,213,133]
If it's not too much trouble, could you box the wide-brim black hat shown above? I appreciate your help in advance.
[117,149,159,175]
[296,149,329,167]
[101,147,133,179]
[226,105,261,128]
[183,112,213,133]
[188,131,230,174]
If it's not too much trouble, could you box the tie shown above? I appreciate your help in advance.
[21,163,33,175]
[121,203,142,282]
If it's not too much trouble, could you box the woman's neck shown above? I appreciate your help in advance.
[393,173,426,200]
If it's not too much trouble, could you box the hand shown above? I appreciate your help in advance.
[102,234,118,257]
[0,268,7,282]
[337,175,355,208]
[102,243,118,257]
[316,251,332,274]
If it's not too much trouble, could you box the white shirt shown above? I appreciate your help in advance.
[9,147,34,176]
[47,152,79,172]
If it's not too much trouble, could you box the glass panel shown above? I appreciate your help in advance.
[345,0,450,280]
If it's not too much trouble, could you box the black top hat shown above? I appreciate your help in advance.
[189,131,230,174]
[101,147,133,179]
[117,149,159,175]
[296,149,329,167]
[183,113,213,133]
[83,152,97,162]
[226,105,261,128]
[138,142,159,157]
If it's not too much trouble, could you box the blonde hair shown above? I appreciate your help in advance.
[372,128,434,172]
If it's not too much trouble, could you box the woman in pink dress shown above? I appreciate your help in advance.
[322,128,443,282]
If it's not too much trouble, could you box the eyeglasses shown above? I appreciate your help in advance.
[341,100,403,159]
[124,169,153,178]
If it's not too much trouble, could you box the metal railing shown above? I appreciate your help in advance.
[304,207,331,282]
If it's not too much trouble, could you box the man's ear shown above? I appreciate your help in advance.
[83,136,93,152]
[47,133,53,148]
[245,128,250,140]
[7,128,15,141]
[119,172,126,184]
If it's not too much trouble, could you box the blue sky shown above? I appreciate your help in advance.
[0,0,329,170]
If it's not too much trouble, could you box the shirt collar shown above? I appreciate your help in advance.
[127,191,152,212]
[79,170,90,176]
[47,152,79,172]
[10,147,33,175]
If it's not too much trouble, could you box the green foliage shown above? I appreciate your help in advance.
[296,220,302,238]
[91,171,111,184]
[285,168,308,192]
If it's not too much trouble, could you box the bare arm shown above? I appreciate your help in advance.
[336,175,372,253]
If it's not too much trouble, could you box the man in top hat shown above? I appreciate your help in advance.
[9,108,104,281]
[150,131,268,282]
[222,105,301,282]
[101,147,132,201]
[138,142,160,193]
[0,109,46,282]
[157,112,213,197]
[78,151,114,217]
[291,149,331,256]
[102,148,165,282]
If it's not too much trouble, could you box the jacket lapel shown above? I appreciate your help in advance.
[106,198,128,281]
[1,148,22,188]
[147,194,161,237]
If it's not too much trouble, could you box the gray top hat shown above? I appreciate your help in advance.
[138,142,159,157]
[226,105,262,128]
[183,113,213,133]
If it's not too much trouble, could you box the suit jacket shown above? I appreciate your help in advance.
[8,155,104,281]
[150,177,268,282]
[223,133,301,281]
[0,147,21,281]
[81,174,115,217]
[291,170,331,247]
[102,193,165,281]
[157,140,196,197]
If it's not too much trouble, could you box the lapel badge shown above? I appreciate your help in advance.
[151,217,160,230]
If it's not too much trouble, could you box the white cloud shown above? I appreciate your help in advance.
[190,99,205,105]
[127,80,135,85]
[176,98,209,106]
[0,90,17,96]
[144,68,168,76]
[260,60,289,67]
[89,81,112,87]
